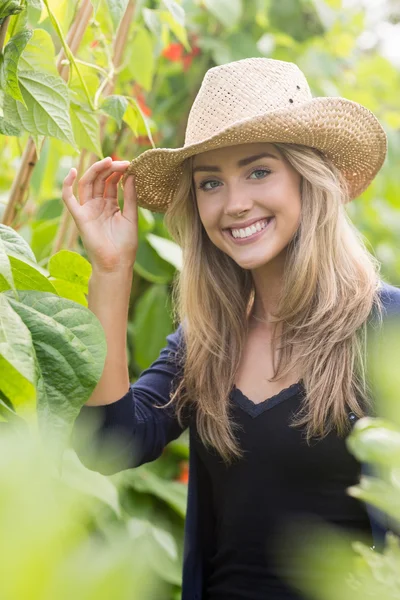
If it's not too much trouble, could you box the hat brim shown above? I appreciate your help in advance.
[122,96,387,213]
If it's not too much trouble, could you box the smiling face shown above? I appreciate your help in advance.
[192,142,302,272]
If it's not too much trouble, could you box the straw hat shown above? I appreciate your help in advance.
[122,57,387,213]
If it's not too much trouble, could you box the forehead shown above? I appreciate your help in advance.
[192,142,280,168]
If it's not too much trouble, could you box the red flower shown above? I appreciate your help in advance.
[162,42,184,62]
[176,460,189,484]
[90,40,99,49]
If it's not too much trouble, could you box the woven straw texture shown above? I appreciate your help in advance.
[122,58,387,213]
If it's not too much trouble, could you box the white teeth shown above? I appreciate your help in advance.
[230,218,270,239]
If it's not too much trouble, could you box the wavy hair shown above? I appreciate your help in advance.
[162,143,383,464]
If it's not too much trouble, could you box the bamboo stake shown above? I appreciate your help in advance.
[2,0,93,228]
[66,0,136,251]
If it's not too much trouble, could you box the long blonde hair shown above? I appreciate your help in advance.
[163,142,383,464]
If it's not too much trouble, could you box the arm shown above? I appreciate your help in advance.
[70,322,188,475]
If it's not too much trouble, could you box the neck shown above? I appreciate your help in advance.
[250,249,287,326]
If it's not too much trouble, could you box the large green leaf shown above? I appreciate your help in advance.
[48,250,92,293]
[18,28,58,75]
[0,294,36,409]
[0,223,37,263]
[132,284,173,370]
[134,238,175,284]
[60,448,121,517]
[70,103,103,157]
[146,233,182,271]
[0,236,16,293]
[128,28,155,92]
[5,291,107,452]
[0,255,58,293]
[0,29,33,105]
[105,0,129,31]
[100,95,128,128]
[3,70,76,148]
[203,0,243,29]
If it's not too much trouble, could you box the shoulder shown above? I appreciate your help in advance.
[377,280,400,317]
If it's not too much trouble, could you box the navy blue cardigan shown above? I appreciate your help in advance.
[72,281,400,600]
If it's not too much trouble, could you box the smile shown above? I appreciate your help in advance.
[224,217,275,245]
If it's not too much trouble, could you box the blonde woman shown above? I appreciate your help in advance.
[65,59,400,600]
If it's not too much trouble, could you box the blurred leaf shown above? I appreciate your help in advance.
[132,284,173,370]
[203,0,243,29]
[146,233,182,271]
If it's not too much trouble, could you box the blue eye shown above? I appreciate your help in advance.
[197,167,271,192]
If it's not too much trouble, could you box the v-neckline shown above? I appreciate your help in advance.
[231,380,304,418]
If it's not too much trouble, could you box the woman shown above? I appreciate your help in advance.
[65,58,400,599]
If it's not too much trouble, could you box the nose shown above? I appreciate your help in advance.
[224,185,253,217]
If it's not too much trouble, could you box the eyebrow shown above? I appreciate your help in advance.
[192,152,280,175]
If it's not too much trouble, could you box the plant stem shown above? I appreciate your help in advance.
[42,0,95,111]
[0,16,11,52]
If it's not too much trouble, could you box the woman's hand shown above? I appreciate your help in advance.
[62,157,138,273]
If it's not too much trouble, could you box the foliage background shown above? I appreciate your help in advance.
[0,0,399,598]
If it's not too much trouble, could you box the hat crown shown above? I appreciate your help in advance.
[184,58,312,146]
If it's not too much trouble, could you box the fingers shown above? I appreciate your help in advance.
[122,174,138,224]
[62,168,80,220]
[104,172,123,200]
[91,159,130,200]
[77,157,130,204]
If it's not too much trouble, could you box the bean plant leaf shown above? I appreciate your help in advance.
[48,250,92,293]
[0,255,58,294]
[0,0,24,19]
[146,233,182,271]
[0,29,33,106]
[0,117,21,135]
[105,0,129,31]
[5,291,107,454]
[18,28,58,75]
[0,294,36,409]
[0,223,37,263]
[162,0,185,27]
[203,0,243,29]
[0,236,16,293]
[100,95,128,128]
[70,102,103,157]
[3,70,76,148]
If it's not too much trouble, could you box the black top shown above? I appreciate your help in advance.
[193,381,373,600]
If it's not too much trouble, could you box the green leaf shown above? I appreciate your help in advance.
[132,284,173,370]
[90,0,102,16]
[49,279,87,307]
[146,233,182,271]
[159,9,190,50]
[0,294,36,409]
[5,291,107,453]
[203,0,243,29]
[48,250,92,293]
[0,0,24,19]
[129,28,155,92]
[0,235,16,293]
[28,0,43,9]
[18,28,58,75]
[0,255,58,293]
[100,94,128,128]
[120,468,187,518]
[105,0,129,31]
[122,102,140,136]
[0,29,32,106]
[134,237,175,284]
[60,448,121,517]
[30,218,59,263]
[348,476,400,524]
[0,116,21,135]
[162,0,185,27]
[3,70,76,148]
[0,223,37,263]
[70,103,103,157]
